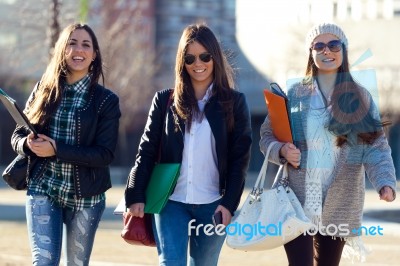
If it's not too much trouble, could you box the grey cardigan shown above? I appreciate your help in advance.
[260,81,397,237]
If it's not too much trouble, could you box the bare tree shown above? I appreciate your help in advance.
[94,0,158,164]
[48,0,61,57]
[0,0,158,165]
[0,0,77,85]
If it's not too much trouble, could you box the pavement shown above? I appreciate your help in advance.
[0,170,399,266]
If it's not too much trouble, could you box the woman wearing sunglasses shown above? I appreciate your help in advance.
[260,22,396,265]
[125,24,252,266]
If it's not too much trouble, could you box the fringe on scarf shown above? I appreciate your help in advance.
[341,236,371,263]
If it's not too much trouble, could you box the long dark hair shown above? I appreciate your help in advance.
[174,24,235,132]
[303,44,387,146]
[27,23,104,126]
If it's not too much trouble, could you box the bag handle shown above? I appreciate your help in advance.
[273,163,289,189]
[156,89,174,163]
[253,141,278,189]
[251,141,289,198]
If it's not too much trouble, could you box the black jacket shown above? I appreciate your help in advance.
[11,84,121,198]
[125,88,252,215]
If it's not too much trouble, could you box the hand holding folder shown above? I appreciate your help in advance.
[0,88,37,136]
[113,163,181,215]
[144,163,181,213]
[263,83,293,143]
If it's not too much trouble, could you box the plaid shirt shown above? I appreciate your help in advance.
[30,75,105,210]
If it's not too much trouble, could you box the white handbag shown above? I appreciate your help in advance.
[226,142,313,251]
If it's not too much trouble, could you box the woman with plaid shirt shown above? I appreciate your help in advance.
[11,24,121,265]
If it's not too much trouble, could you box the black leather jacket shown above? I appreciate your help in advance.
[125,88,252,215]
[11,84,121,198]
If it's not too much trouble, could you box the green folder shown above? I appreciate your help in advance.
[144,163,181,214]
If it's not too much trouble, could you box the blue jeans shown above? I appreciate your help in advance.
[153,199,226,266]
[26,192,105,266]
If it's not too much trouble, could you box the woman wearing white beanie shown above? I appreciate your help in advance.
[260,22,396,265]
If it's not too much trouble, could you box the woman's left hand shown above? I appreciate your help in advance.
[379,186,395,202]
[27,134,57,157]
[214,205,232,226]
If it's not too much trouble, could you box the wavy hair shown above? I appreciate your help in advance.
[26,23,104,126]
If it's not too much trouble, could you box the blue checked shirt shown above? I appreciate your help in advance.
[29,75,105,210]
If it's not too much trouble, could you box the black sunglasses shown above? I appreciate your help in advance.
[311,40,342,54]
[184,53,212,65]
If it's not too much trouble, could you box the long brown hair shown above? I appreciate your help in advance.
[303,44,387,146]
[174,24,235,132]
[26,23,104,126]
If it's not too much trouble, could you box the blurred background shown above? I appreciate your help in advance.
[1,0,400,182]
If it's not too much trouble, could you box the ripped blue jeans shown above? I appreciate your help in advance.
[26,192,105,266]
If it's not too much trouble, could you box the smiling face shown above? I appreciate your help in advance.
[184,41,214,90]
[311,33,343,75]
[65,29,96,84]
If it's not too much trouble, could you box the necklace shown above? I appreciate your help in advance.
[315,79,333,108]
[320,89,330,107]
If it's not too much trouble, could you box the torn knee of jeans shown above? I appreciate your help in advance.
[39,248,52,260]
[34,196,49,206]
[34,215,51,224]
[37,233,51,244]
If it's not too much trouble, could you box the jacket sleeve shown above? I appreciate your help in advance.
[259,115,286,165]
[125,90,169,207]
[220,92,252,214]
[11,125,34,156]
[363,99,397,198]
[364,133,397,198]
[11,82,40,157]
[55,92,121,167]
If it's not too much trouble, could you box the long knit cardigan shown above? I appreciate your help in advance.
[260,81,397,238]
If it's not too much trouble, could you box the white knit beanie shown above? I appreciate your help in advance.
[305,22,348,51]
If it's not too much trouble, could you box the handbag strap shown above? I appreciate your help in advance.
[253,141,278,189]
[156,89,173,162]
[252,141,289,196]
[274,163,289,188]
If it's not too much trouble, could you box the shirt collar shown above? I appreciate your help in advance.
[64,74,91,93]
[200,83,213,103]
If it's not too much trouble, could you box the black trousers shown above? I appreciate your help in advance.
[284,233,346,266]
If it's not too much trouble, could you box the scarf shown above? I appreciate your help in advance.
[304,86,340,226]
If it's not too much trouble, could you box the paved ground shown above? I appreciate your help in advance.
[0,173,399,266]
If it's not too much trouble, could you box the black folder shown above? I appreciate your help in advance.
[0,88,37,136]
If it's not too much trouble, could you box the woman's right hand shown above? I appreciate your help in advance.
[26,133,56,157]
[280,143,301,168]
[128,203,145,218]
[25,133,44,152]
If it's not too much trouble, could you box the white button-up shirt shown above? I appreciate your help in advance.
[169,85,221,204]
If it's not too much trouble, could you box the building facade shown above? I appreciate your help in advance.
[1,0,399,174]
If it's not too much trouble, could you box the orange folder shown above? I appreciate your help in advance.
[263,83,293,143]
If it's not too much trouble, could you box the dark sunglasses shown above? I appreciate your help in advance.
[184,53,212,65]
[311,40,342,54]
